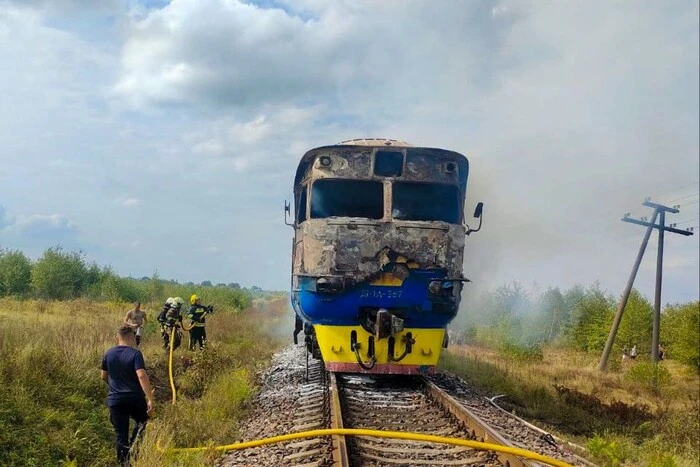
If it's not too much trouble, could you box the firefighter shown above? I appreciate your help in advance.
[161,297,184,351]
[187,294,213,350]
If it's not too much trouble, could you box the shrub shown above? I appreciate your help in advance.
[662,301,700,372]
[31,247,88,300]
[625,362,672,393]
[498,341,544,362]
[587,434,632,467]
[0,249,31,296]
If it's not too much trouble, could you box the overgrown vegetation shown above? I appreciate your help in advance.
[0,246,266,310]
[0,296,290,466]
[446,282,700,466]
[452,282,699,373]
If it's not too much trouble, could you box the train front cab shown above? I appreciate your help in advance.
[287,141,483,374]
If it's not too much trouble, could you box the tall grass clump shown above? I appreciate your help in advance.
[0,299,121,466]
[0,295,289,466]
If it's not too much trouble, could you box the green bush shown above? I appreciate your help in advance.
[0,249,31,297]
[31,247,88,300]
[566,285,616,352]
[625,362,672,393]
[615,289,653,356]
[587,434,632,467]
[662,301,700,372]
[86,268,142,303]
[498,341,544,362]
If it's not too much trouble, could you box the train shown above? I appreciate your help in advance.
[286,138,483,375]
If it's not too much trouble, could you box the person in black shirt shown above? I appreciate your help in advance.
[187,294,212,350]
[101,325,154,466]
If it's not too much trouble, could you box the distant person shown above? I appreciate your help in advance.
[124,301,147,346]
[101,325,154,466]
[658,344,665,360]
[630,345,638,360]
[622,347,630,364]
[187,294,213,350]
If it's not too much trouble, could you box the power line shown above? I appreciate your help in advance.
[671,217,699,226]
[671,191,699,200]
[654,182,699,200]
[663,192,699,206]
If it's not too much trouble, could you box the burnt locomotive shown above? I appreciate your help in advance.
[286,138,483,374]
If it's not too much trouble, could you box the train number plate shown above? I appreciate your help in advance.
[360,290,403,299]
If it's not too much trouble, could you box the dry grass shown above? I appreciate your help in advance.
[441,344,700,466]
[0,296,291,467]
[450,345,698,409]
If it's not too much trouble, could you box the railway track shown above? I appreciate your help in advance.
[329,373,538,467]
[222,345,579,467]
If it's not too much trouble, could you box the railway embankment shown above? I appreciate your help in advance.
[441,345,700,467]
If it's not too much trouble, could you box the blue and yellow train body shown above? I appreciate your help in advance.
[288,139,481,375]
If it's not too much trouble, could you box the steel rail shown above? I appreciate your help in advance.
[329,372,350,467]
[424,379,538,467]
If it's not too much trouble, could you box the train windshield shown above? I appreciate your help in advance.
[310,179,384,219]
[392,182,460,223]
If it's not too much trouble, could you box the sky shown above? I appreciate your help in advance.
[0,0,698,303]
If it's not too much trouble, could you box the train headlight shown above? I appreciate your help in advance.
[428,280,458,295]
[428,281,442,295]
[316,276,343,293]
[318,155,332,168]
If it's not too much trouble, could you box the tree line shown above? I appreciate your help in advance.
[0,246,257,310]
[454,282,699,372]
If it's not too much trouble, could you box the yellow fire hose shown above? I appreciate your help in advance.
[156,428,574,466]
[167,326,177,404]
[163,327,573,467]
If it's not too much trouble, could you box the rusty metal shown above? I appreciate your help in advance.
[424,379,537,467]
[338,138,413,147]
[329,373,350,467]
[292,144,469,283]
[297,223,466,282]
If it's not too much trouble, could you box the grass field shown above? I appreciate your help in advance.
[440,345,700,467]
[0,296,292,467]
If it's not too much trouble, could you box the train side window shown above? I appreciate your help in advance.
[296,187,307,224]
[392,182,460,223]
[374,150,403,177]
[310,179,384,219]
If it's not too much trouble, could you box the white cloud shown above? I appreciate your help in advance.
[115,197,141,207]
[0,0,697,298]
[229,116,270,145]
[6,213,75,232]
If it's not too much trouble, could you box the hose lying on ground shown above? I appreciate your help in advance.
[156,428,575,467]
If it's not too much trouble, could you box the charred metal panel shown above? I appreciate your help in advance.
[294,145,467,188]
[404,150,461,184]
[293,142,470,286]
[299,220,466,281]
[310,150,373,180]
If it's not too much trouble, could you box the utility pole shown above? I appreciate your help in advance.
[598,199,694,371]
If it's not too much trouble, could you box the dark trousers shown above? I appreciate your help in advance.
[109,399,148,465]
[162,326,181,350]
[189,326,206,350]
